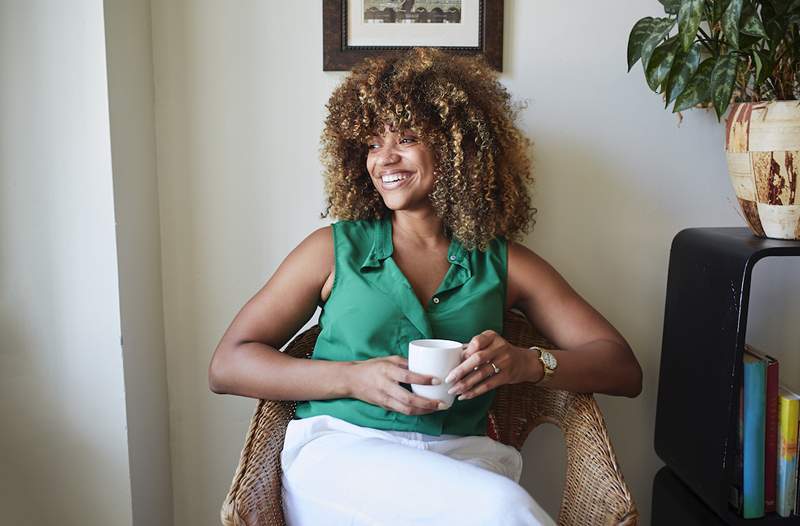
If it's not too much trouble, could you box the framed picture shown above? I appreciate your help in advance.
[323,0,503,71]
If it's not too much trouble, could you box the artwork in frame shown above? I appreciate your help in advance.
[322,0,503,71]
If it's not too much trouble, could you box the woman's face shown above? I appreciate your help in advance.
[365,124,436,212]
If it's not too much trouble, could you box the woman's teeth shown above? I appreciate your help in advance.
[382,173,410,183]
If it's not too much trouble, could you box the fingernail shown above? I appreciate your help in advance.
[444,374,454,383]
[447,387,456,395]
[458,394,466,401]
[431,378,441,385]
[438,402,448,410]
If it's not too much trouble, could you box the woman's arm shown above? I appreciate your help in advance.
[506,240,642,397]
[208,226,353,400]
[208,226,444,415]
[445,240,642,400]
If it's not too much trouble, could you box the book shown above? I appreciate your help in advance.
[745,344,779,513]
[730,379,744,514]
[796,419,800,515]
[777,386,800,517]
[742,351,767,518]
[731,380,744,513]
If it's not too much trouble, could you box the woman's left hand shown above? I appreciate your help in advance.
[444,330,537,401]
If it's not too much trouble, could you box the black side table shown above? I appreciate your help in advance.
[653,228,800,525]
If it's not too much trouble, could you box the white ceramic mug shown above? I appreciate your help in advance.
[408,339,465,409]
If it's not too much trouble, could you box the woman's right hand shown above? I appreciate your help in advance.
[347,355,448,415]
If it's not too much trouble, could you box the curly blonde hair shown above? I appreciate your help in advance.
[321,47,535,251]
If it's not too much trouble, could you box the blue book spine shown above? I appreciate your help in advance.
[743,353,766,518]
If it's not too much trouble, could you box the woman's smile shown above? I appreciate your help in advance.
[379,170,415,190]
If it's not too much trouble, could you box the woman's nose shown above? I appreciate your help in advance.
[377,149,400,166]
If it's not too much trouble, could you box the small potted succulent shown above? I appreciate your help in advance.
[627,0,800,239]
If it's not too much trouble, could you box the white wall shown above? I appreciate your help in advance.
[0,1,133,525]
[104,0,174,524]
[149,2,338,522]
[146,0,800,524]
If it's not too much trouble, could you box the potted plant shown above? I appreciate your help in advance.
[627,0,800,239]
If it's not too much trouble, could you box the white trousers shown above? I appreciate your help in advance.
[280,414,556,526]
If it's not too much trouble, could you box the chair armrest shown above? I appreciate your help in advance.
[496,309,638,525]
[221,399,295,526]
[492,383,638,526]
[220,326,320,526]
[557,392,638,526]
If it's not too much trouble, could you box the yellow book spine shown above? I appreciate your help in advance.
[779,397,799,459]
[777,391,800,516]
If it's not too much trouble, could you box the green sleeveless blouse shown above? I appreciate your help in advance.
[293,216,507,436]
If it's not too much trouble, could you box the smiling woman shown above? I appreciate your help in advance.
[209,47,642,526]
[321,47,535,251]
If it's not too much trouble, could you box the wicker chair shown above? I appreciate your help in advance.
[221,309,639,526]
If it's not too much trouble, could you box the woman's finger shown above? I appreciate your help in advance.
[447,361,497,396]
[461,330,497,359]
[389,365,441,386]
[386,385,446,414]
[457,370,504,400]
[445,349,490,384]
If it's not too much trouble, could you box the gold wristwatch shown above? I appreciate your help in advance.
[530,346,557,385]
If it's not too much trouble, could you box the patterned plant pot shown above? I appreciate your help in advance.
[725,100,800,239]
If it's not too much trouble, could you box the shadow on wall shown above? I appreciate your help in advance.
[520,423,567,519]
[0,312,111,524]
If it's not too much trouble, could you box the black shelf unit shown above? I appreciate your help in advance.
[652,228,800,525]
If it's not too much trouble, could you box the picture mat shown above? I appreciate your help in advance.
[347,0,480,47]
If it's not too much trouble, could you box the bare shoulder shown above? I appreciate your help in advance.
[292,225,334,284]
[506,239,568,310]
[217,226,334,350]
[297,226,335,303]
[300,225,334,261]
[507,239,546,269]
[300,225,333,252]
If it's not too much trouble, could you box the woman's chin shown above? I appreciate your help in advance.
[381,199,432,213]
[379,194,408,211]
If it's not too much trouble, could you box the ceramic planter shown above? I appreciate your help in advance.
[725,100,800,239]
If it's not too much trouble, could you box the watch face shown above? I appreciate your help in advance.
[542,351,557,370]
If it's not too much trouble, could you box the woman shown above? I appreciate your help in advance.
[209,47,642,525]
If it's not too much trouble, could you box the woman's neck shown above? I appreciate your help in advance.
[391,210,447,249]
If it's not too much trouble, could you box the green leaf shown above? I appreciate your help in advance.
[713,0,731,27]
[665,41,702,105]
[752,49,763,85]
[740,4,767,37]
[738,33,761,50]
[659,0,682,15]
[674,58,715,112]
[641,17,677,71]
[678,0,704,52]
[710,53,739,119]
[627,17,655,71]
[646,36,680,91]
[722,0,744,48]
[754,49,772,85]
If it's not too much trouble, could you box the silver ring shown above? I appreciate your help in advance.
[489,362,500,374]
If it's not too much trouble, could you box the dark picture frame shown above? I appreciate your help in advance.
[323,0,503,71]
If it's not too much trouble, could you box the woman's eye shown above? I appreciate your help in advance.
[400,136,417,144]
[367,143,380,150]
